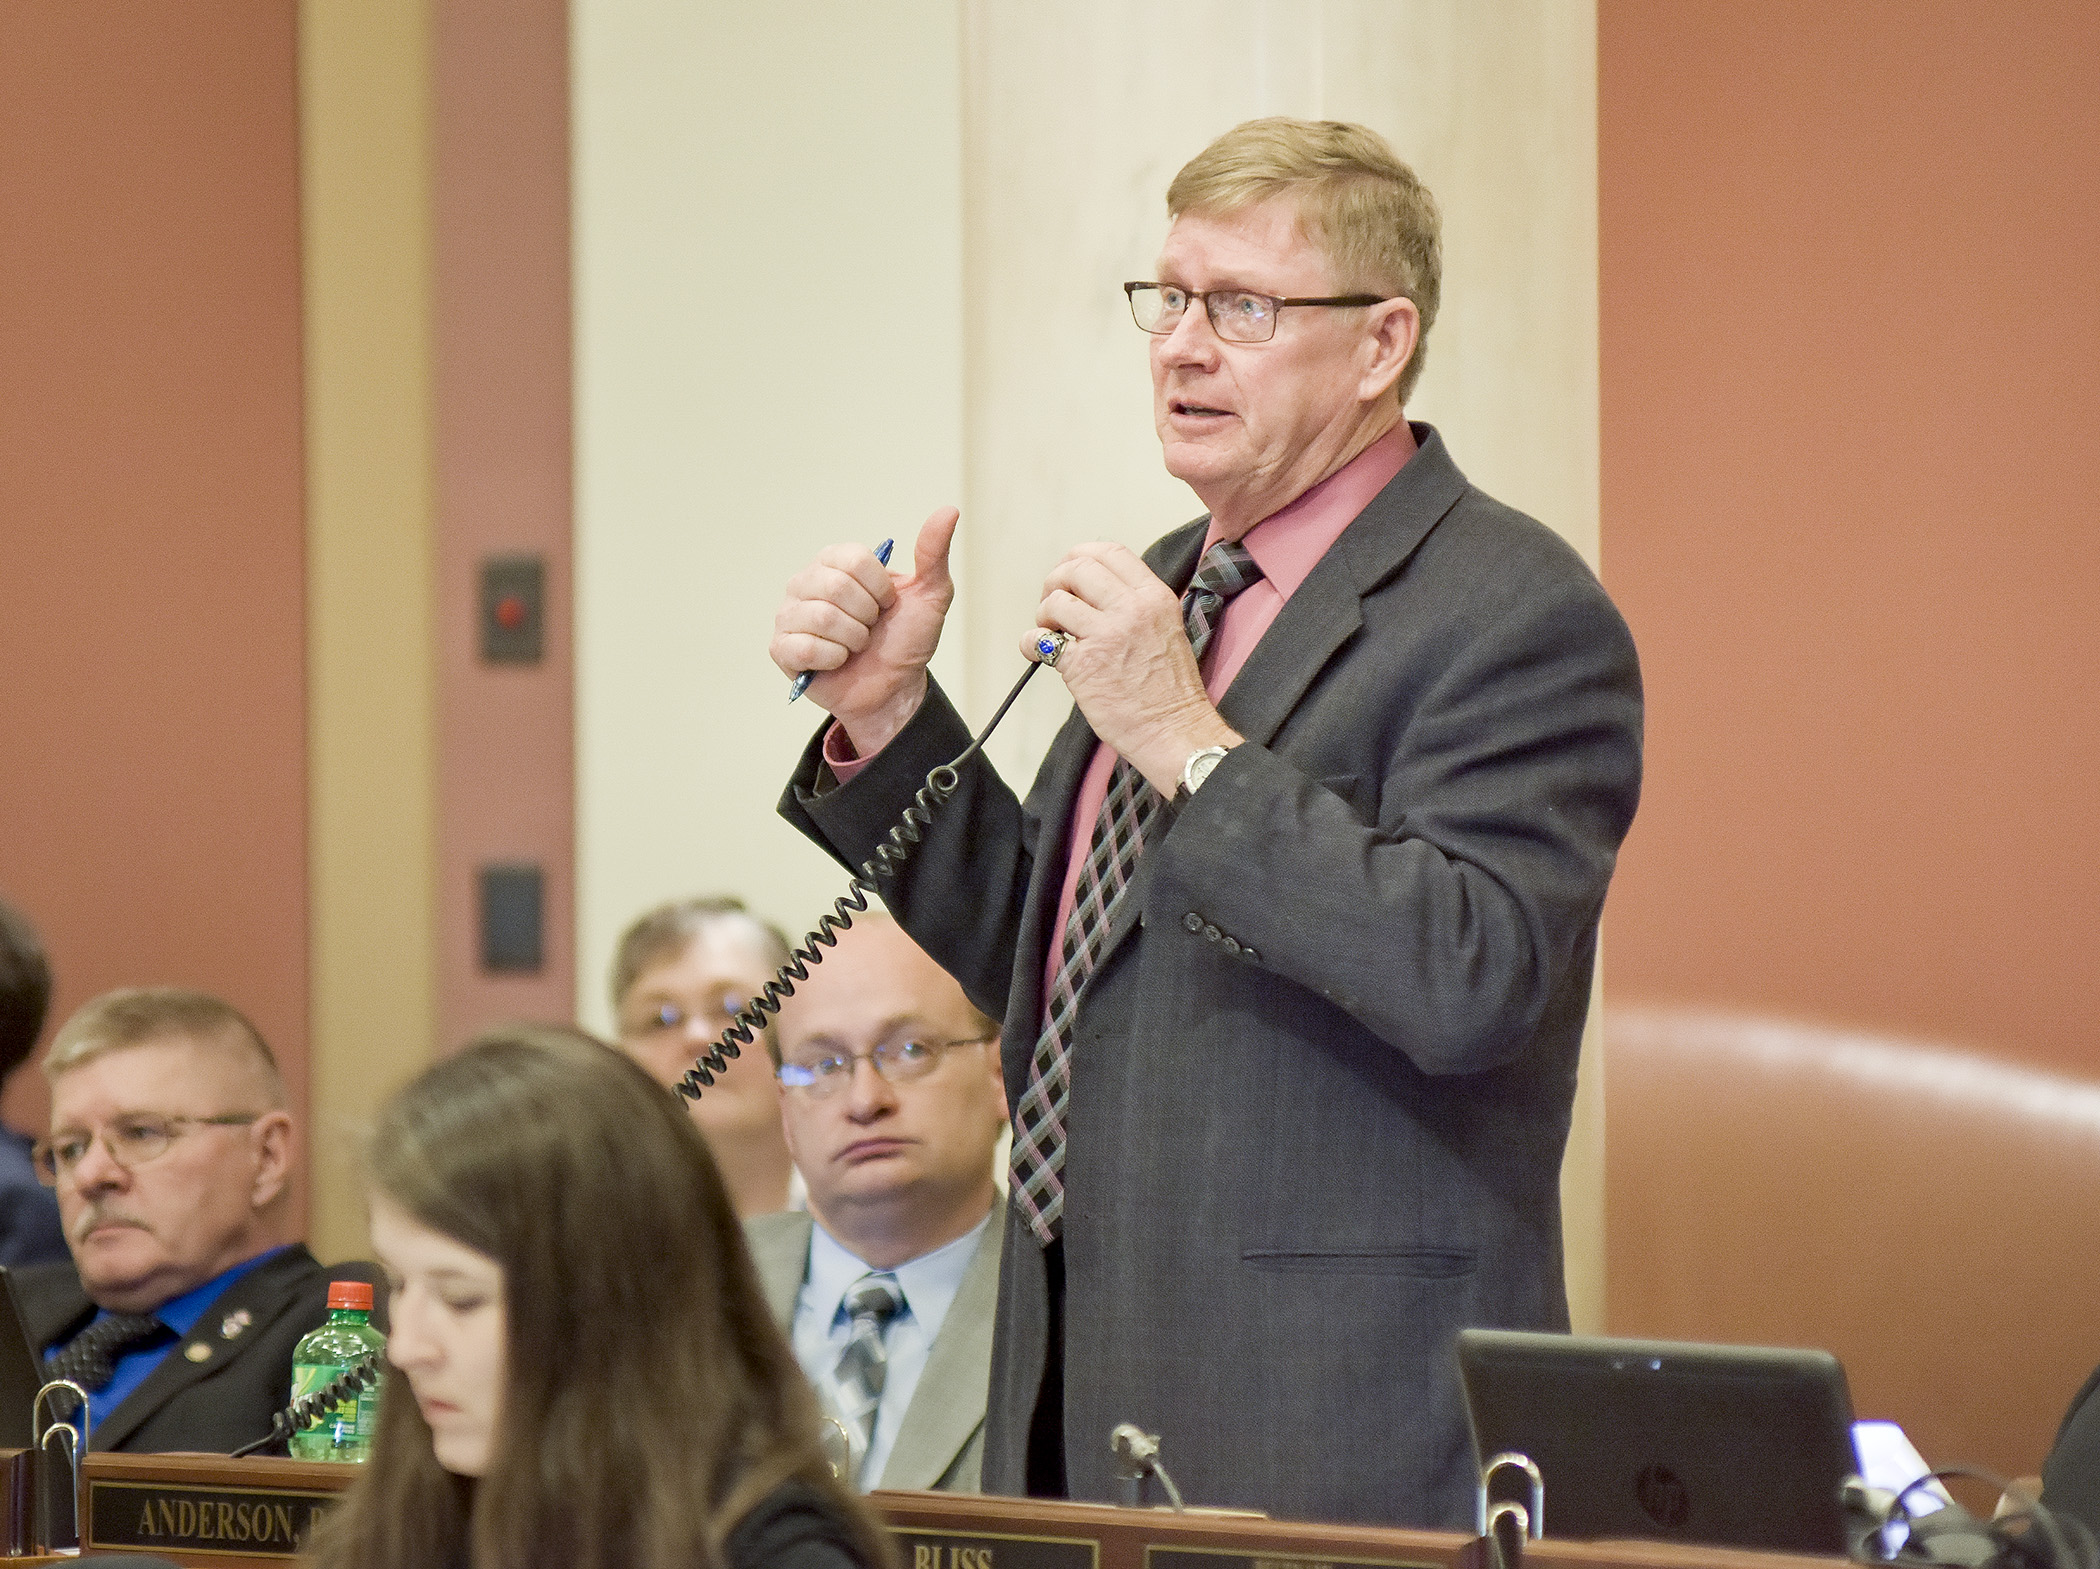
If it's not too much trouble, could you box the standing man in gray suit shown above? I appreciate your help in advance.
[769,117,1642,1525]
[745,916,1007,1492]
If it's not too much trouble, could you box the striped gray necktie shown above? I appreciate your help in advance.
[832,1272,905,1477]
[1009,539,1264,1244]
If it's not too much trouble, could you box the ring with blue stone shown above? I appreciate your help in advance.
[1035,630,1070,669]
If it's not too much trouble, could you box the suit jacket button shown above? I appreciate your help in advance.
[1242,947,1259,963]
[1183,912,1203,933]
[1221,936,1240,955]
[1203,924,1221,943]
[184,1343,213,1363]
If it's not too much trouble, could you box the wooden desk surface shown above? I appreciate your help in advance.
[873,1489,1844,1569]
[0,1457,1850,1569]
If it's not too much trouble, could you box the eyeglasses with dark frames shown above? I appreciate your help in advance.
[1124,281,1394,344]
[34,1113,264,1185]
[776,1035,996,1097]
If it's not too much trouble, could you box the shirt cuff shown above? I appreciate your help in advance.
[821,720,873,786]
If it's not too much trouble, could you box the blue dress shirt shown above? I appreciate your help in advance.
[791,1213,990,1488]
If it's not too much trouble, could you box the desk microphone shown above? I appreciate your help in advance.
[1111,1423,1186,1512]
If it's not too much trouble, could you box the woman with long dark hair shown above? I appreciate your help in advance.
[307,1026,890,1569]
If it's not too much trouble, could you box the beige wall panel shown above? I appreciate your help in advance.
[301,0,439,1264]
[571,0,965,1034]
[960,0,1604,1329]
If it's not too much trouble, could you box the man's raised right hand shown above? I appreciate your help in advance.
[770,507,958,758]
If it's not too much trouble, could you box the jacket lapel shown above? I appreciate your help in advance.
[1090,434,1465,962]
[92,1246,318,1452]
[876,1217,1001,1491]
[1218,425,1468,748]
[15,1268,94,1358]
[745,1211,815,1329]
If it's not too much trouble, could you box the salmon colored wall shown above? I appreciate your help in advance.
[0,4,310,1194]
[432,0,576,1049]
[1599,2,2100,1077]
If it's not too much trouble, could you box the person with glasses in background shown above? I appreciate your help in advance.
[771,117,1642,1525]
[745,916,1006,1492]
[15,987,375,1452]
[611,895,802,1218]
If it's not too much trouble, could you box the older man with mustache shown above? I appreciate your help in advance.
[773,117,1643,1524]
[14,987,368,1452]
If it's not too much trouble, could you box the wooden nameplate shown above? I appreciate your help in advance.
[78,1451,356,1564]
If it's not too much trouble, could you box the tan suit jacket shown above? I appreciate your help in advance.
[745,1209,998,1493]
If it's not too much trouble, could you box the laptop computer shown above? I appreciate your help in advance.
[0,1266,55,1447]
[1456,1328,1859,1554]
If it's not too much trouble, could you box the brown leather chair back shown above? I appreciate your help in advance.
[1606,1006,2100,1477]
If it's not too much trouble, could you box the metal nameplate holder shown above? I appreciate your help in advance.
[1477,1451,1544,1539]
[1462,1451,1544,1569]
[31,1378,90,1552]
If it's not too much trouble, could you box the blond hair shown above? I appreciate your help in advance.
[1168,117,1442,402]
[43,986,286,1108]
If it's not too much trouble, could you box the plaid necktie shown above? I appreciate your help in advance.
[832,1272,905,1479]
[1010,540,1264,1243]
[48,1311,171,1394]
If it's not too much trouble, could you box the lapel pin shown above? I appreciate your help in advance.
[221,1309,253,1340]
[185,1343,213,1363]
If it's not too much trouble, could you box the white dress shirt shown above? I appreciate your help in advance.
[792,1211,992,1487]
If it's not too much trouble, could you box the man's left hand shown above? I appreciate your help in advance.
[1022,542,1241,795]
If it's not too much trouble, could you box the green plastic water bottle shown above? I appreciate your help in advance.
[288,1281,386,1462]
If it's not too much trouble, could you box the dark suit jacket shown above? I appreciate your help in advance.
[2043,1362,2100,1538]
[725,1479,882,1569]
[0,1126,67,1268]
[783,427,1643,1527]
[16,1245,365,1453]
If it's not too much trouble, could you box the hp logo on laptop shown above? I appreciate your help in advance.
[1635,1464,1691,1529]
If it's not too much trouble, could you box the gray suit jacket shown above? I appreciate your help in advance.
[782,426,1643,1527]
[745,1209,999,1493]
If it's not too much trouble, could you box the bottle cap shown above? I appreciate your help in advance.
[327,1280,374,1311]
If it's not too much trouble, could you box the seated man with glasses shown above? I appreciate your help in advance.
[15,987,369,1452]
[745,916,1006,1492]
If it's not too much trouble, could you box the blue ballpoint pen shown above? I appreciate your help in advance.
[787,537,893,702]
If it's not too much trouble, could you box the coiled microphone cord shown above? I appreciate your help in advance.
[229,1348,385,1459]
[678,662,1041,1102]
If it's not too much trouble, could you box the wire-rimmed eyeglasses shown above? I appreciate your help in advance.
[34,1113,263,1185]
[1124,281,1393,344]
[775,1035,996,1097]
[620,994,751,1038]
